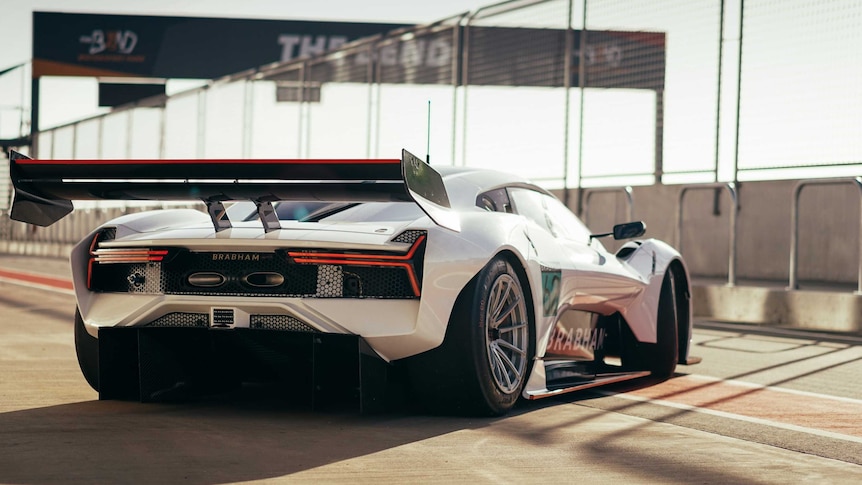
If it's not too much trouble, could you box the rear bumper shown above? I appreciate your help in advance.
[79,293,426,361]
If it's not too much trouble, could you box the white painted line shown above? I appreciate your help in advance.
[696,320,862,345]
[683,373,862,406]
[604,391,862,444]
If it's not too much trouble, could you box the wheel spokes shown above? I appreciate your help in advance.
[495,338,526,356]
[490,343,517,389]
[485,273,529,395]
[497,320,527,334]
[488,280,512,324]
[491,294,521,328]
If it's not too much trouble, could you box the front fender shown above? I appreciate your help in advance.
[617,238,690,347]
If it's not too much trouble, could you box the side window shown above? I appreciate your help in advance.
[508,188,555,235]
[542,194,592,242]
[508,188,591,242]
[476,188,512,213]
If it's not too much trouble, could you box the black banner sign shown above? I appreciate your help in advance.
[466,27,666,90]
[279,26,665,90]
[32,12,405,79]
[32,12,665,91]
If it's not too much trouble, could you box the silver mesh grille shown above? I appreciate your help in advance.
[125,263,163,294]
[148,312,209,328]
[250,314,316,332]
[316,265,344,297]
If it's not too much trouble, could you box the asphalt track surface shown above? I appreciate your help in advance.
[1,255,862,483]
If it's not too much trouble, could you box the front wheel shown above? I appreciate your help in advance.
[408,257,534,416]
[651,269,680,378]
[74,308,100,392]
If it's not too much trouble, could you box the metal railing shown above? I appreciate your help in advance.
[677,183,738,286]
[789,177,862,294]
[580,186,633,228]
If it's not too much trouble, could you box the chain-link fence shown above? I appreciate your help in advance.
[3,0,862,250]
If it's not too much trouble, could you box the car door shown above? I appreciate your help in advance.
[508,187,645,315]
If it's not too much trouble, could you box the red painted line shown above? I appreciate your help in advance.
[624,374,862,438]
[14,159,401,165]
[0,267,74,291]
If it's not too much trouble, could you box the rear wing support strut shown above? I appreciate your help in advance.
[205,200,232,232]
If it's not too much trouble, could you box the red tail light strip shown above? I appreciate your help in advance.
[287,235,425,262]
[86,232,103,290]
[287,235,426,297]
[92,249,169,263]
[87,243,169,290]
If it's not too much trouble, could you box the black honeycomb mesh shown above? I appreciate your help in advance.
[341,267,413,298]
[392,230,426,244]
[250,315,317,332]
[147,312,209,328]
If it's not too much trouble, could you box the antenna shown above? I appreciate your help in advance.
[426,99,431,164]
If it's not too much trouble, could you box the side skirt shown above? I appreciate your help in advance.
[525,359,650,400]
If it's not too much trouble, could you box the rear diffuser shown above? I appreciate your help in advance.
[97,327,394,412]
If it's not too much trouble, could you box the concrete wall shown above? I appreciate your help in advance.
[566,178,861,286]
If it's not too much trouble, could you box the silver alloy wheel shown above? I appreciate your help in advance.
[484,273,529,394]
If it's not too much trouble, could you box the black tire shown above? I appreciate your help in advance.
[651,269,680,378]
[74,308,100,392]
[408,257,534,416]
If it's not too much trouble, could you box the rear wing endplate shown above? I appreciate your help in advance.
[8,149,460,232]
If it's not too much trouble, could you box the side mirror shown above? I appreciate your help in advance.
[613,221,646,240]
[590,221,647,241]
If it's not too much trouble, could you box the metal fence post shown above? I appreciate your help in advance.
[678,183,738,286]
[789,178,862,294]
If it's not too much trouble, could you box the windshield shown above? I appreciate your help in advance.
[225,201,424,223]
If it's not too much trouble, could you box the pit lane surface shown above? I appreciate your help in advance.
[1,261,861,483]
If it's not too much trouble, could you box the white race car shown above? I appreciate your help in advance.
[9,149,699,415]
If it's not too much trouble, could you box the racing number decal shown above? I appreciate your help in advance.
[541,270,561,317]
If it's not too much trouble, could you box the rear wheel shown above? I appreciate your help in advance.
[74,308,100,392]
[408,257,534,416]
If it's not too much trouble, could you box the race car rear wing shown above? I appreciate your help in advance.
[8,149,459,232]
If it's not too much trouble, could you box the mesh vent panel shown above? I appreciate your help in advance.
[212,308,234,326]
[392,230,426,244]
[342,266,413,298]
[148,312,209,328]
[250,315,317,332]
[316,265,344,297]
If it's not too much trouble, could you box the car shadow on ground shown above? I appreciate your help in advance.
[0,375,672,484]
[0,387,482,484]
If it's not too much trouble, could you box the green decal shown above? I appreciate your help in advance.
[541,270,561,317]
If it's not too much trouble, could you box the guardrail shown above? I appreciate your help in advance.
[789,177,862,294]
[677,183,738,286]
